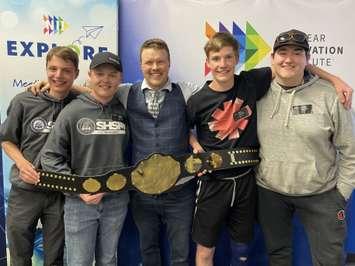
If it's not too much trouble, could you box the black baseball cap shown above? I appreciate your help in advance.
[273,29,309,52]
[90,51,122,72]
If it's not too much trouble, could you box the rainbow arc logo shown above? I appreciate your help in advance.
[43,15,69,35]
[205,21,271,75]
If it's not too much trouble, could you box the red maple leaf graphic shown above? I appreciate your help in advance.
[208,98,252,140]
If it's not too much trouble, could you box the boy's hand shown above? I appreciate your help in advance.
[189,133,205,154]
[16,159,40,184]
[192,142,205,154]
[26,80,49,95]
[189,136,208,177]
[79,193,105,205]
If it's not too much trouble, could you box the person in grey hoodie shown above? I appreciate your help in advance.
[41,52,129,266]
[0,46,79,266]
[256,29,355,266]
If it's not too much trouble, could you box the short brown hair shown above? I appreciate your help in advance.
[46,46,79,70]
[204,32,239,58]
[140,38,170,61]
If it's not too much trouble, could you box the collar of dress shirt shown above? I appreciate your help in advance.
[141,78,173,92]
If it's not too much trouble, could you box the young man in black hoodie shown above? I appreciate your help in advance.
[41,52,129,266]
[0,46,79,266]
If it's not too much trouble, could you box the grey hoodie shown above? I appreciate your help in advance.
[256,75,355,200]
[0,91,76,190]
[41,93,129,177]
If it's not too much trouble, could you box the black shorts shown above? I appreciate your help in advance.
[192,170,256,248]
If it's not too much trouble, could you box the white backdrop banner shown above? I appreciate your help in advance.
[121,0,355,102]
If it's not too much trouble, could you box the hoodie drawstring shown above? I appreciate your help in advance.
[269,87,296,128]
[284,90,296,127]
[270,88,282,119]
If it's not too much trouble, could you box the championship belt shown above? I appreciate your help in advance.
[37,147,259,195]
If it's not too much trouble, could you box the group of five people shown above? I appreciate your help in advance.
[1,29,354,266]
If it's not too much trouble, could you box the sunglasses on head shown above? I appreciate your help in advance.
[277,32,307,43]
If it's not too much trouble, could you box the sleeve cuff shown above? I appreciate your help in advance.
[337,182,354,201]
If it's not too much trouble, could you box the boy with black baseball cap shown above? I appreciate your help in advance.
[41,51,129,266]
[256,29,355,266]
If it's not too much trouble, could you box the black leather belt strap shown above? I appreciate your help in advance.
[37,147,259,195]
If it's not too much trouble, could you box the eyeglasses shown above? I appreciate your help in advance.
[277,32,307,43]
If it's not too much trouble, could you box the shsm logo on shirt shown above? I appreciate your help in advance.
[77,118,126,135]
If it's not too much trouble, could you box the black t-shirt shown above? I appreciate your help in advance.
[187,67,271,177]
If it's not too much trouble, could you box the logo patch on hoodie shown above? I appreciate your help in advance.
[77,118,126,135]
[30,117,54,133]
[292,104,312,115]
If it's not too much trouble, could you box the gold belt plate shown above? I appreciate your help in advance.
[131,154,181,194]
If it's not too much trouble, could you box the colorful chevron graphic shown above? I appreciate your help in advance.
[205,21,271,75]
[43,15,69,35]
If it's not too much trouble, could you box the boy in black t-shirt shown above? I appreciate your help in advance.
[187,32,272,266]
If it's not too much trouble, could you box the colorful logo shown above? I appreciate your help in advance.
[205,21,271,74]
[43,15,69,35]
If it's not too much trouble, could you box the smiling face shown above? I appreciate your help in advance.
[46,55,79,99]
[140,48,170,90]
[88,64,122,104]
[272,45,309,86]
[206,46,238,91]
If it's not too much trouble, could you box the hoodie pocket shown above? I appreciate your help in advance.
[258,160,321,195]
